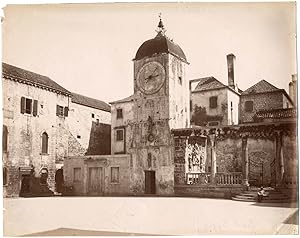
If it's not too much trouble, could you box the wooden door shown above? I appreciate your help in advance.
[88,167,103,195]
[145,171,156,194]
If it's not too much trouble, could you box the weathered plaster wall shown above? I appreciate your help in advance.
[191,88,228,125]
[111,100,133,154]
[2,79,70,195]
[227,90,240,125]
[67,102,111,154]
[64,155,131,195]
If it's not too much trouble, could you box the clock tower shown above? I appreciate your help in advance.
[129,17,189,195]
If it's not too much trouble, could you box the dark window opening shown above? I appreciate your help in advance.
[25,98,32,114]
[245,101,254,112]
[3,125,8,152]
[92,113,95,118]
[190,100,192,112]
[77,135,81,139]
[56,105,64,117]
[42,132,48,154]
[147,153,152,168]
[96,119,99,125]
[178,76,182,85]
[111,167,119,183]
[3,167,8,186]
[209,96,218,109]
[230,101,233,110]
[116,129,124,141]
[117,108,123,119]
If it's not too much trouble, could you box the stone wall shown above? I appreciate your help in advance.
[240,92,290,123]
[3,79,70,196]
[67,101,111,155]
[64,155,131,195]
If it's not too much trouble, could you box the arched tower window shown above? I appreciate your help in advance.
[3,125,8,152]
[42,132,48,154]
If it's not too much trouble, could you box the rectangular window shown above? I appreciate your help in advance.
[245,101,254,112]
[190,100,193,112]
[92,113,95,118]
[116,108,123,119]
[208,121,219,127]
[73,168,81,182]
[111,167,119,183]
[116,129,124,141]
[56,105,64,117]
[209,96,218,109]
[25,98,32,114]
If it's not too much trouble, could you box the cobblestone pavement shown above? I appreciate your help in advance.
[3,197,298,236]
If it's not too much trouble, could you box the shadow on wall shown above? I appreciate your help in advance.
[86,121,111,155]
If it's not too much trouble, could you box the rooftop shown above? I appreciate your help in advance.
[241,80,279,95]
[71,92,111,112]
[2,62,70,95]
[109,95,134,104]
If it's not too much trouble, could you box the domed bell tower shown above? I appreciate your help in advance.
[130,16,189,195]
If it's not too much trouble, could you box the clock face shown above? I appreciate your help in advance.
[136,61,166,95]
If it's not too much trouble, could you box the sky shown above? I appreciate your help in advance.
[1,2,297,103]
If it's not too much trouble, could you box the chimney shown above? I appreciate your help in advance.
[289,74,297,105]
[227,54,236,90]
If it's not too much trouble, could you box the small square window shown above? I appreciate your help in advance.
[56,105,64,117]
[209,96,218,109]
[111,167,119,183]
[77,135,81,139]
[92,113,95,118]
[117,109,123,119]
[116,129,124,141]
[73,168,81,182]
[245,101,254,112]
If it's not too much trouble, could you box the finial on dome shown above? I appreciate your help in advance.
[156,13,166,35]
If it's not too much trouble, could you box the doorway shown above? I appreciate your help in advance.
[145,170,156,194]
[88,167,103,195]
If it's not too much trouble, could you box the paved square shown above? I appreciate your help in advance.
[3,197,298,236]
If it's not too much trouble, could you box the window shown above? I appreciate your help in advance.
[21,97,38,116]
[116,129,124,141]
[147,153,152,168]
[3,125,8,152]
[117,108,123,119]
[190,100,193,112]
[178,76,182,85]
[73,168,81,182]
[245,101,254,112]
[111,167,119,183]
[56,105,68,117]
[3,167,8,186]
[42,132,48,154]
[209,96,218,109]
[91,113,95,118]
[77,135,81,139]
[208,121,219,127]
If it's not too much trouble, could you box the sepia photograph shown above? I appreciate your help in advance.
[1,1,298,236]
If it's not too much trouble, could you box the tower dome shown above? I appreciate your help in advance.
[134,18,187,63]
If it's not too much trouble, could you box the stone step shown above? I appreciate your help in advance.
[232,196,293,203]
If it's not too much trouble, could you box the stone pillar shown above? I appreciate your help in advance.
[209,134,217,184]
[242,136,250,190]
[275,131,285,187]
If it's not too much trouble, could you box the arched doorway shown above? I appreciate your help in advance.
[55,168,64,193]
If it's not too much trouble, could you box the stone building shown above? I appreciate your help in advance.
[110,18,190,195]
[2,62,111,197]
[190,54,241,127]
[240,79,294,123]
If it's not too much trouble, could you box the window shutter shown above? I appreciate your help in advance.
[33,100,38,116]
[20,97,25,114]
[56,105,60,116]
[64,107,69,117]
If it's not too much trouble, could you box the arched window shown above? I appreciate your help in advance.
[42,132,48,154]
[3,167,8,186]
[3,125,8,152]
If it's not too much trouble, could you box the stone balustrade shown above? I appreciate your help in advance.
[216,172,242,185]
[186,173,211,185]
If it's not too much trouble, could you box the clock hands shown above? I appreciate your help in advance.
[145,74,160,83]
